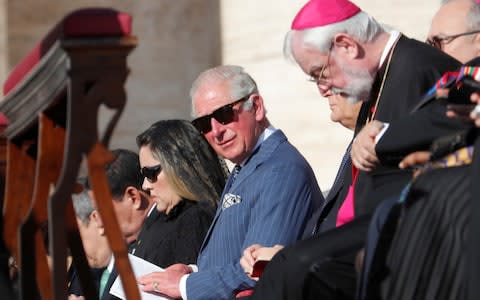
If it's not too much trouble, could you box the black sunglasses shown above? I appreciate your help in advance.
[427,30,480,50]
[140,164,162,183]
[192,95,250,134]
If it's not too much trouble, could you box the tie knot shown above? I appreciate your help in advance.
[232,165,241,180]
[233,164,241,173]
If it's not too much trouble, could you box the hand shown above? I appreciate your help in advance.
[240,244,283,280]
[165,263,193,274]
[351,121,384,171]
[138,264,192,299]
[398,151,431,169]
[240,244,262,276]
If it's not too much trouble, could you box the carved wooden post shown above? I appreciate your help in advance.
[0,8,139,300]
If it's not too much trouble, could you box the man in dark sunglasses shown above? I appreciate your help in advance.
[143,65,324,300]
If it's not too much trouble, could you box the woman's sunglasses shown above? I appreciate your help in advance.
[140,164,162,183]
[191,95,250,134]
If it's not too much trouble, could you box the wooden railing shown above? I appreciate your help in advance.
[0,8,140,300]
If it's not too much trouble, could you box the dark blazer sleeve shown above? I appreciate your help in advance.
[373,37,463,165]
[354,36,461,216]
[376,99,470,165]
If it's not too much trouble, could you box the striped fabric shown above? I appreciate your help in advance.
[424,66,480,99]
[186,130,324,299]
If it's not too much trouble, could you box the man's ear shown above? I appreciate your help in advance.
[252,94,266,122]
[125,186,145,210]
[332,33,360,59]
[90,210,105,235]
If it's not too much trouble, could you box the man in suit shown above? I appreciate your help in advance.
[248,0,460,299]
[137,65,324,299]
[239,93,361,276]
[87,149,154,247]
[85,149,155,300]
[70,189,111,298]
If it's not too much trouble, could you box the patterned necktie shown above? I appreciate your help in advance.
[225,165,241,192]
[99,268,111,297]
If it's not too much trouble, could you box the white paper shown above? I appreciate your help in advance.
[109,254,171,300]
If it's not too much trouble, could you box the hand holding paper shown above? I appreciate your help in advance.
[138,263,193,299]
[110,254,168,300]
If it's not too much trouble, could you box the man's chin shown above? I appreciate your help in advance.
[330,115,340,123]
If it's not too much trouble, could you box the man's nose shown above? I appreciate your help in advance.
[210,118,225,137]
[317,83,331,97]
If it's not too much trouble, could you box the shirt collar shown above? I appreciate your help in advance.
[239,125,277,166]
[107,255,115,273]
[379,30,400,67]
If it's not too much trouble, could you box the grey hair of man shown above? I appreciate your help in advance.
[283,11,386,63]
[465,0,480,30]
[190,65,259,117]
[72,189,95,225]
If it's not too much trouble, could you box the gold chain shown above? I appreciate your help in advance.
[367,36,400,124]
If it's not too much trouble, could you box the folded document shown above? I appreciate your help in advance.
[109,254,171,300]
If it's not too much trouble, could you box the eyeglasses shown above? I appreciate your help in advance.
[140,164,162,183]
[308,42,334,85]
[191,95,250,134]
[427,30,480,50]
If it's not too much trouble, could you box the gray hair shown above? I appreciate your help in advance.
[190,65,259,117]
[284,11,386,62]
[467,0,480,30]
[72,189,95,225]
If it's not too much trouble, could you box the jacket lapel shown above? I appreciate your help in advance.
[198,130,287,253]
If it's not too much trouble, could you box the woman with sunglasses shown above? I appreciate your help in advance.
[134,119,228,268]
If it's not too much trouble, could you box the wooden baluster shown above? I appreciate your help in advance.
[87,143,141,300]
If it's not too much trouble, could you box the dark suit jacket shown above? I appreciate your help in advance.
[375,57,480,165]
[354,34,461,216]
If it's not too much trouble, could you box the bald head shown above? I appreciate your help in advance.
[429,0,480,63]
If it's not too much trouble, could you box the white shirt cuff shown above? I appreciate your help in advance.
[189,264,198,273]
[375,123,389,144]
[180,274,189,300]
[179,265,197,300]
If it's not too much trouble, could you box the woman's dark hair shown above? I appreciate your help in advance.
[136,119,228,207]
